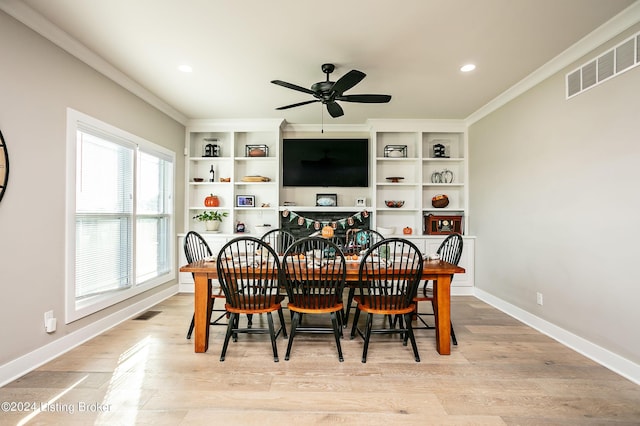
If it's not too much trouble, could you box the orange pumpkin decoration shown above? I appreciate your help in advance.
[321,225,335,239]
[403,227,413,235]
[204,194,220,207]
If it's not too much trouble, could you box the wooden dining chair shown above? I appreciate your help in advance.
[343,228,385,328]
[260,228,296,254]
[216,237,287,362]
[184,231,228,339]
[281,237,347,361]
[413,233,463,345]
[350,238,423,363]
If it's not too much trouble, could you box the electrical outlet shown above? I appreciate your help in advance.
[536,292,543,306]
[44,310,56,332]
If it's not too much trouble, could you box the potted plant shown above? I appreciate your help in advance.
[193,210,228,231]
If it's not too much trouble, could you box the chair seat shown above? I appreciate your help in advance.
[224,294,285,315]
[353,295,416,315]
[288,300,343,314]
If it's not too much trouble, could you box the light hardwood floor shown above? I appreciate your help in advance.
[2,295,639,425]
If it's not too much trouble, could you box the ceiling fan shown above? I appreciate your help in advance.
[271,63,391,118]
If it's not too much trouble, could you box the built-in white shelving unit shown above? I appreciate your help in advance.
[179,119,474,294]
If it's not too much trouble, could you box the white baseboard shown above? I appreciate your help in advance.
[0,285,178,388]
[179,282,194,293]
[474,288,640,386]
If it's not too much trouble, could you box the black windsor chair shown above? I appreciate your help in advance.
[413,233,463,345]
[184,231,228,339]
[216,237,287,362]
[281,237,347,361]
[350,238,423,363]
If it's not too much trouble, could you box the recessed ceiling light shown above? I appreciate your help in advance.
[460,64,476,72]
[178,65,193,73]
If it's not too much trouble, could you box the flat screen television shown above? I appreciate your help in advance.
[282,138,369,187]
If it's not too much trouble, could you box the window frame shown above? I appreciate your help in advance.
[65,108,175,323]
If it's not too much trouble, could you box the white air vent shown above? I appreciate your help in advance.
[597,51,614,81]
[616,38,635,72]
[566,30,639,99]
[582,60,597,89]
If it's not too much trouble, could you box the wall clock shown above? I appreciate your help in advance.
[0,130,8,203]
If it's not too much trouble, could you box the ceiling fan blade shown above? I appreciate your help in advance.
[275,99,320,110]
[271,80,315,95]
[326,101,344,118]
[336,94,392,103]
[330,70,366,95]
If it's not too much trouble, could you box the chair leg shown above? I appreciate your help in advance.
[186,314,195,339]
[451,321,458,346]
[330,311,344,362]
[285,312,300,361]
[220,313,237,362]
[277,307,288,338]
[404,313,420,362]
[350,308,361,339]
[361,313,374,363]
[266,312,279,362]
[344,287,355,328]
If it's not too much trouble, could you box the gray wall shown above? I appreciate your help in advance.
[0,11,185,366]
[469,24,640,364]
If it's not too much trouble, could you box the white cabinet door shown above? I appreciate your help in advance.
[424,236,474,293]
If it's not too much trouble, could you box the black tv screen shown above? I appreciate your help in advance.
[282,138,369,187]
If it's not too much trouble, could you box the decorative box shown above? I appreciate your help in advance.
[383,145,407,158]
[245,144,269,157]
[424,214,463,235]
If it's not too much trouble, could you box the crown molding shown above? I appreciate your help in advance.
[0,0,188,125]
[465,1,640,126]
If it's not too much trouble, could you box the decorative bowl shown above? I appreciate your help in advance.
[376,226,395,236]
[193,178,204,182]
[385,200,405,208]
[386,177,404,183]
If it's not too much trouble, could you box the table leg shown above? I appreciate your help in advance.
[194,274,212,353]
[433,274,451,355]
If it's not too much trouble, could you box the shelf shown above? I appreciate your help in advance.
[234,157,276,161]
[375,157,419,161]
[189,157,232,161]
[278,206,370,212]
[376,208,420,212]
[234,182,277,186]
[422,157,464,161]
[189,182,232,185]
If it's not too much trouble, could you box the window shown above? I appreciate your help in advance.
[66,109,175,322]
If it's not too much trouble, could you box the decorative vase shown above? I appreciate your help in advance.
[205,220,220,231]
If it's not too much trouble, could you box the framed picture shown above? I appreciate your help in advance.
[236,195,255,207]
[355,197,366,207]
[316,193,337,207]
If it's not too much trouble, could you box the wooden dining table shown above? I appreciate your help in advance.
[180,258,465,355]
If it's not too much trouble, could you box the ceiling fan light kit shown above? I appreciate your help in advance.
[271,63,391,118]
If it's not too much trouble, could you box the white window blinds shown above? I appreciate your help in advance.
[67,109,175,322]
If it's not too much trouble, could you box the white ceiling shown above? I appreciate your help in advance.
[10,0,639,124]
